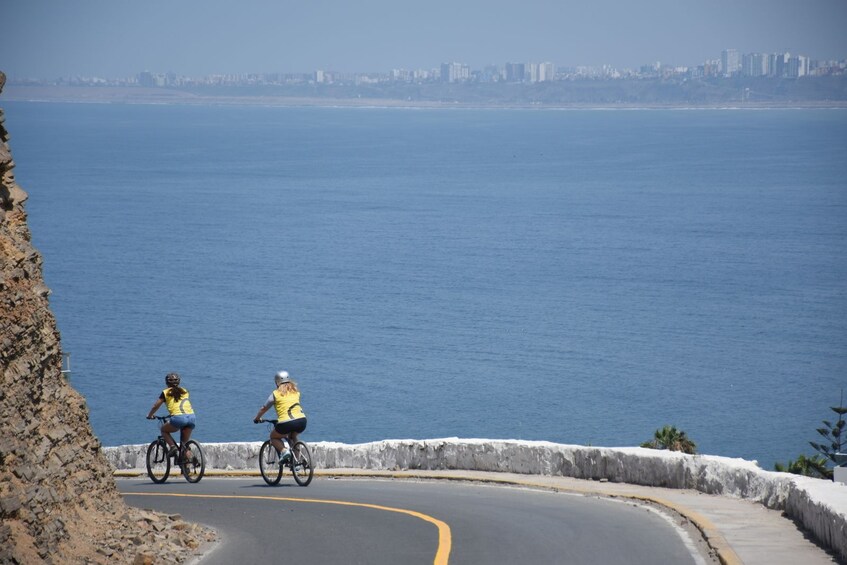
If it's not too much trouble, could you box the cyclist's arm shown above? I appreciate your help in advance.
[253,393,275,422]
[147,396,165,419]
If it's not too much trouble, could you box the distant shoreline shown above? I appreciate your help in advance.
[5,85,847,110]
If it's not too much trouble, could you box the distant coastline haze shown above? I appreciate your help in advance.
[2,0,847,79]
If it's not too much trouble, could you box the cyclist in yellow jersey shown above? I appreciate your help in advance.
[146,372,196,457]
[253,370,307,462]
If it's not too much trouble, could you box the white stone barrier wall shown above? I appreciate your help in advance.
[104,438,847,561]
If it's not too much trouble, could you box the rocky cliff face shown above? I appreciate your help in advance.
[0,71,212,563]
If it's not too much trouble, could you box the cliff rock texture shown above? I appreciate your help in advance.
[0,71,213,564]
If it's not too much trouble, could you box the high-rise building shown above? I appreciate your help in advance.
[526,63,539,83]
[703,59,721,78]
[785,55,809,78]
[758,53,771,77]
[742,53,768,77]
[505,62,526,82]
[721,49,741,77]
[390,69,410,82]
[538,62,556,82]
[771,52,790,77]
[137,71,154,88]
[412,69,432,81]
[440,62,469,83]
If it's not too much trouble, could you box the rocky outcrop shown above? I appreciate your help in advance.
[106,438,847,561]
[0,71,213,563]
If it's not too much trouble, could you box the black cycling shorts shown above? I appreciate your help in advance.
[275,417,307,435]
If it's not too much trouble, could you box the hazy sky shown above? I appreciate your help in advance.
[2,0,847,78]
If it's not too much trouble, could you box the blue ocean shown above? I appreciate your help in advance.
[5,101,846,469]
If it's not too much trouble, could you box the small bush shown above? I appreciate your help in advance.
[641,425,697,454]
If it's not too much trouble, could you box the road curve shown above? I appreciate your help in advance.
[118,477,710,565]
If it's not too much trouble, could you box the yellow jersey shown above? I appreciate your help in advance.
[272,389,305,422]
[160,387,194,415]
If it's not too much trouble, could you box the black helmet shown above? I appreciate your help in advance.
[165,372,181,386]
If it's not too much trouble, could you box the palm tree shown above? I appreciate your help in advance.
[774,455,832,479]
[641,425,697,454]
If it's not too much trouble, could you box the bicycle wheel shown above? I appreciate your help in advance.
[259,441,283,486]
[180,440,205,483]
[146,439,170,483]
[290,441,314,486]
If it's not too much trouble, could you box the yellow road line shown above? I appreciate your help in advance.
[124,492,451,565]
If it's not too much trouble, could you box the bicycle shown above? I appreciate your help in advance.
[146,415,206,483]
[254,419,314,486]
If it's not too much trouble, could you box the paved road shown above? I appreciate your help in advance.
[118,477,711,565]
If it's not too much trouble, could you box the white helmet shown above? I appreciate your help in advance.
[274,370,291,385]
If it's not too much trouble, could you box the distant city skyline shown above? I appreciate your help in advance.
[2,0,847,79]
[11,47,842,87]
[15,47,839,89]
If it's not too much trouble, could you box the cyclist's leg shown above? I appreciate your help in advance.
[269,427,287,454]
[160,421,179,450]
[178,415,196,460]
[179,427,192,460]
